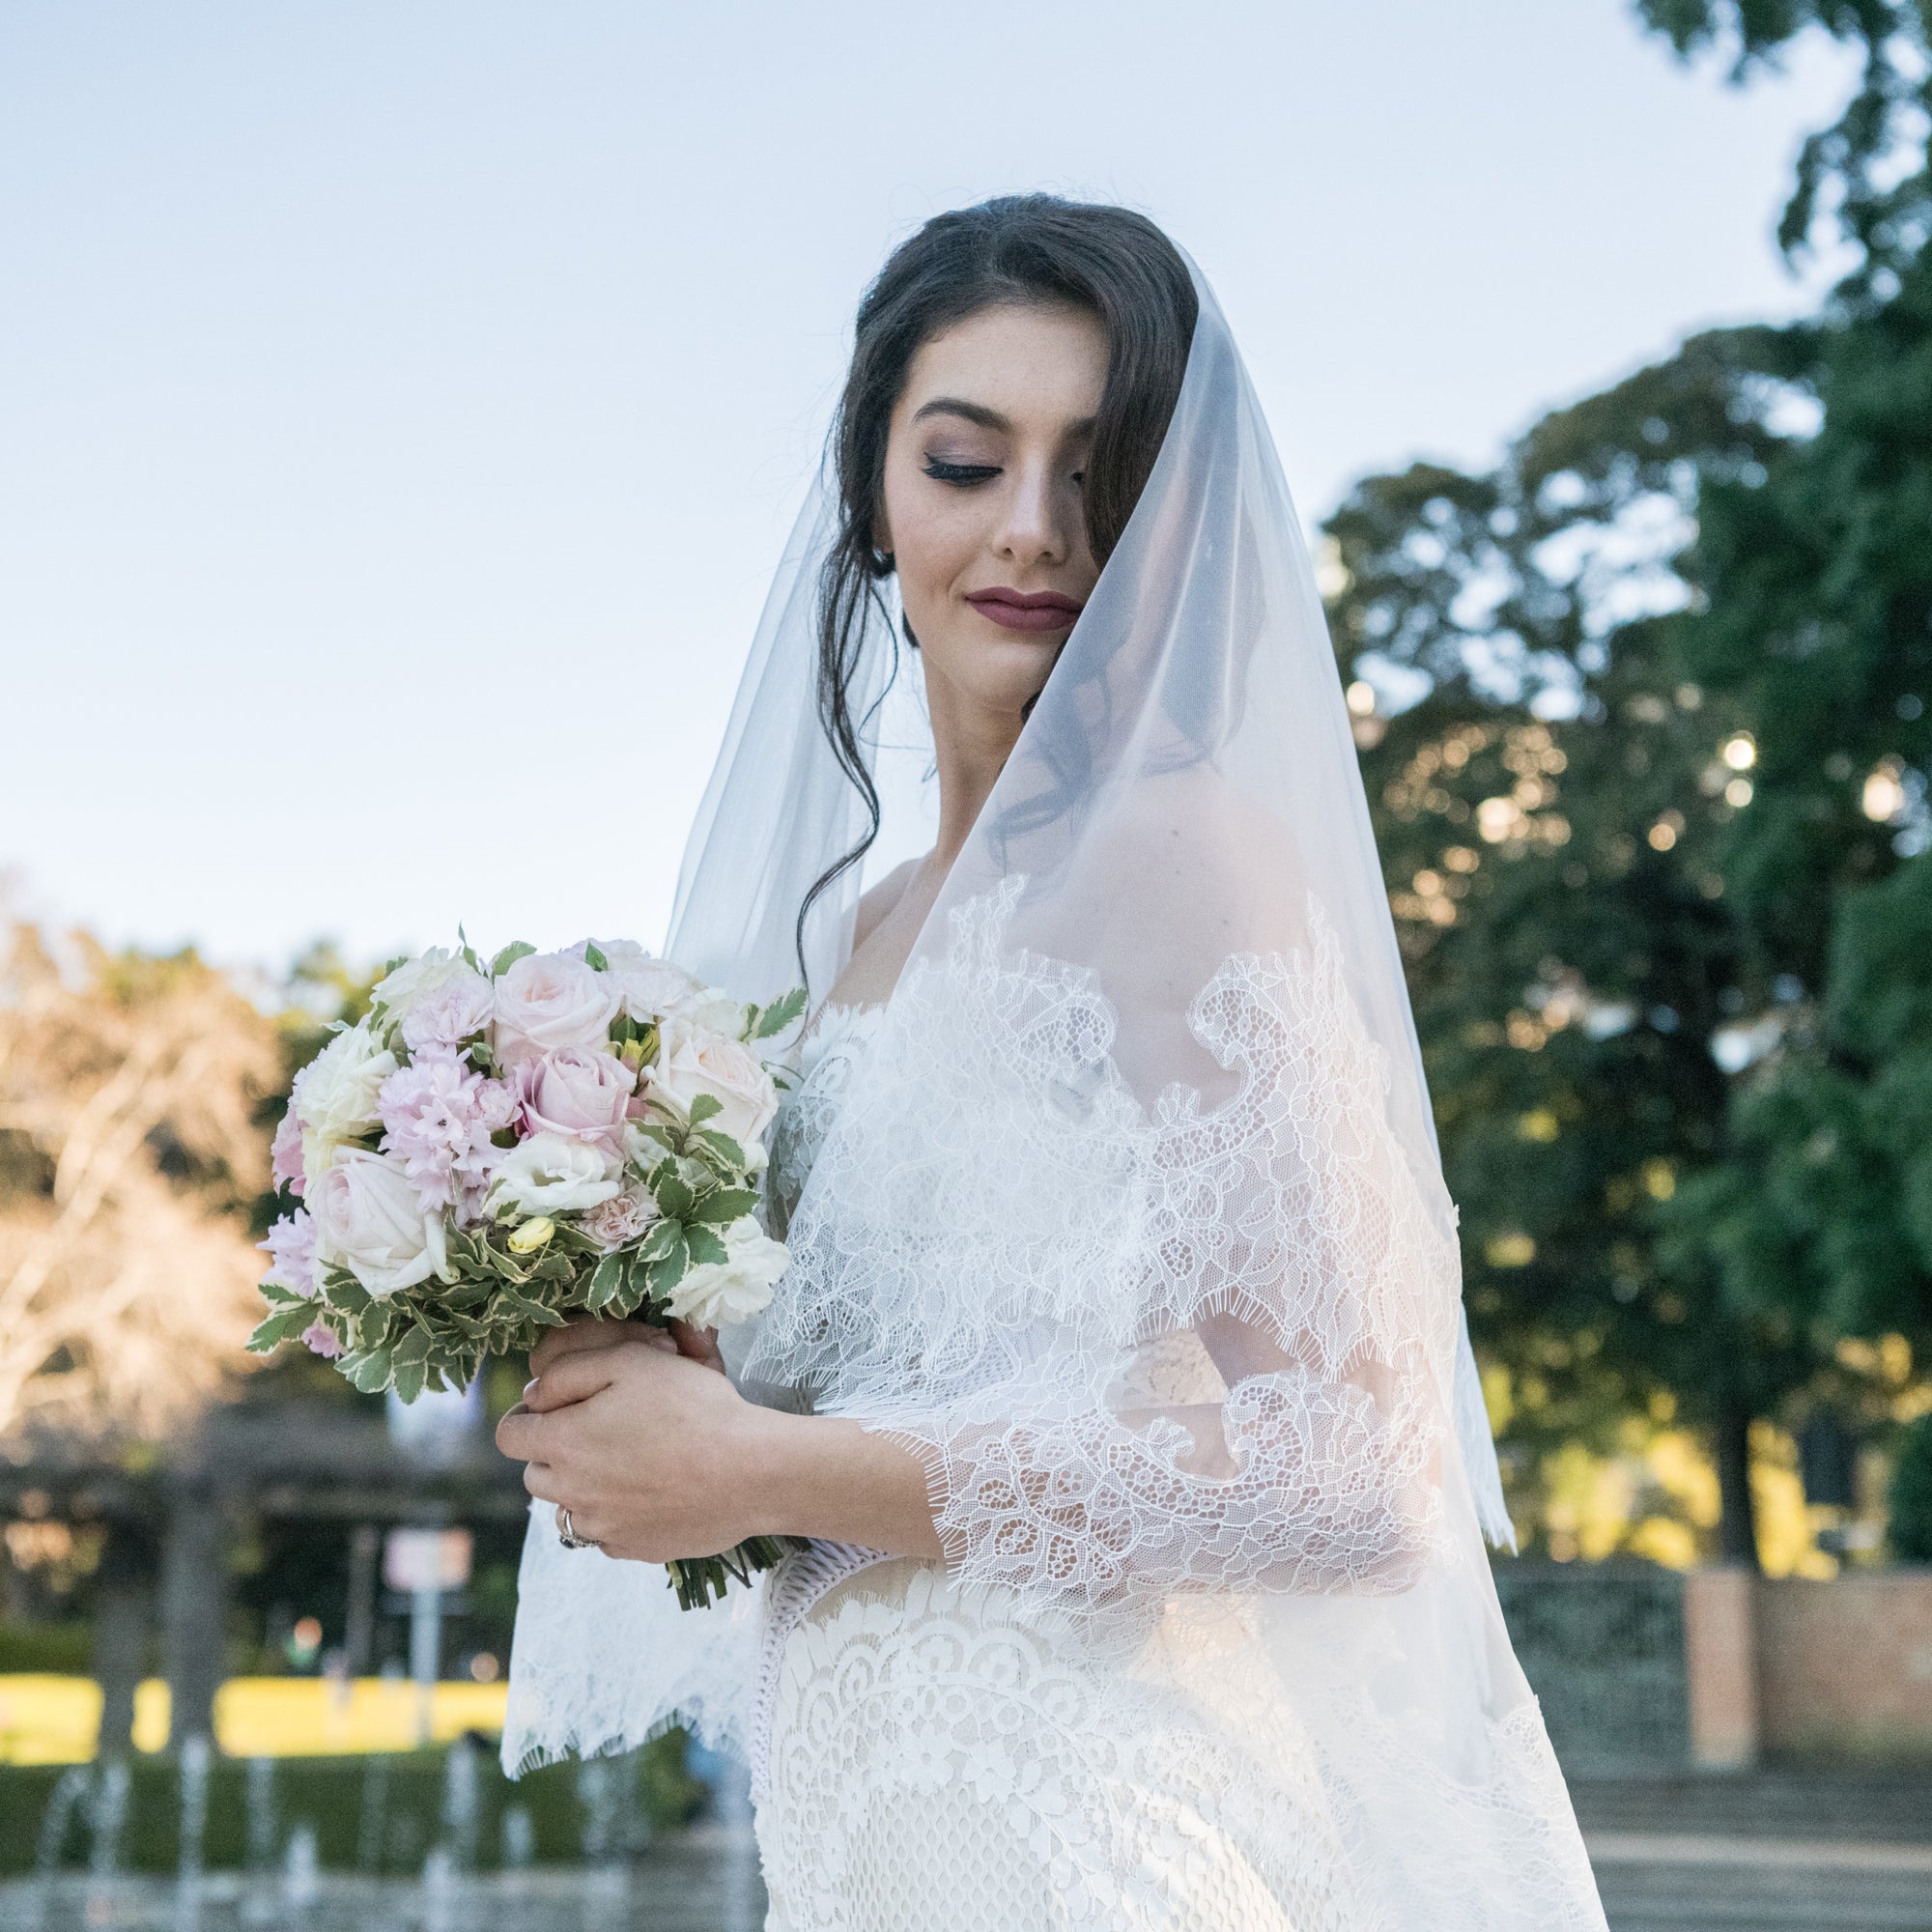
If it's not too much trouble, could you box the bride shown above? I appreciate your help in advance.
[494,195,1607,1930]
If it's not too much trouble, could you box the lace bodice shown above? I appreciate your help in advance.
[765,1003,886,1240]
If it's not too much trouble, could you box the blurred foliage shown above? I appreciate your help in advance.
[1328,1,1932,1562]
[1634,0,1931,289]
[1891,1411,1932,1559]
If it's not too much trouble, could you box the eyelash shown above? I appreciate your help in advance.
[922,458,1089,489]
[923,457,1001,486]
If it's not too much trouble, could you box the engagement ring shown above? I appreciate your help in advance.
[556,1506,601,1551]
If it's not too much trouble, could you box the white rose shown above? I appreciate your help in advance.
[370,949,472,1027]
[309,1149,449,1298]
[493,952,621,1069]
[489,1132,621,1216]
[647,1019,779,1146]
[664,1216,788,1328]
[295,1025,399,1191]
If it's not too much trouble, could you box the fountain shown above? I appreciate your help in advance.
[171,1735,211,1932]
[241,1755,277,1926]
[282,1824,320,1918]
[25,1765,89,1932]
[440,1735,480,1873]
[419,1845,456,1932]
[355,1753,390,1875]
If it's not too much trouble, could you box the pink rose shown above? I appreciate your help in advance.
[493,952,620,1069]
[517,1049,636,1156]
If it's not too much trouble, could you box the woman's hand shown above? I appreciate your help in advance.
[496,1327,776,1562]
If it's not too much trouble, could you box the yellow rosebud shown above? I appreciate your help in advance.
[507,1216,555,1254]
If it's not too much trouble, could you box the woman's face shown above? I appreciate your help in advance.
[877,300,1108,729]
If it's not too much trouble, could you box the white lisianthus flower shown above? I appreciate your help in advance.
[489,1133,621,1216]
[310,1148,450,1298]
[370,949,473,1028]
[664,1216,788,1328]
[295,1025,399,1192]
[647,1019,779,1146]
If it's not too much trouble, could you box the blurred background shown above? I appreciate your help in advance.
[2,2,1929,1927]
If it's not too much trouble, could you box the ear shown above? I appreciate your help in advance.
[871,494,894,564]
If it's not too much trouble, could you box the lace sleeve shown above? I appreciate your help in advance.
[910,1344,1440,1608]
[871,928,1457,1612]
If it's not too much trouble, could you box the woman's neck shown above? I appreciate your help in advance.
[923,657,1025,871]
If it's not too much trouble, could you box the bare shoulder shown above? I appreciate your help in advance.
[852,858,922,951]
[1099,767,1300,918]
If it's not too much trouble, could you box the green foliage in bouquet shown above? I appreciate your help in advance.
[246,1086,771,1404]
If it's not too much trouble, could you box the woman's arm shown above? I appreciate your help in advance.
[495,1327,944,1562]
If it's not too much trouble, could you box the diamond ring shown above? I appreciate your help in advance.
[556,1505,601,1551]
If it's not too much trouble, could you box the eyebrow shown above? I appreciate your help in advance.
[911,397,1010,432]
[910,396,1098,438]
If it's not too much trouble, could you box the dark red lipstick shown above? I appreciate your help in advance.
[964,587,1086,634]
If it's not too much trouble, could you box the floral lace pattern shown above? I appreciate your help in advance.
[749,884,1457,1624]
[757,1558,1603,1932]
[744,888,1603,1929]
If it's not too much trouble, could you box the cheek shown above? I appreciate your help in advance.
[882,471,981,617]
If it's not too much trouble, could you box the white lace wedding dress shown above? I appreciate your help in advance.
[746,1001,1597,1932]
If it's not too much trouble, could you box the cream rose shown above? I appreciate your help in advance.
[493,952,621,1069]
[294,1025,399,1192]
[647,1019,778,1146]
[309,1149,449,1298]
[664,1216,788,1328]
[488,1133,620,1216]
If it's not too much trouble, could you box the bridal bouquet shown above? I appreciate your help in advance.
[251,935,806,1608]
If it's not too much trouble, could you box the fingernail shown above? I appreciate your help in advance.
[524,1378,540,1401]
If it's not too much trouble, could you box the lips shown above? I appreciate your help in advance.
[964,588,1085,634]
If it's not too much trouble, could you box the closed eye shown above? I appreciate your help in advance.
[923,457,1001,486]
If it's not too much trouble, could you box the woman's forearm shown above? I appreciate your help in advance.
[740,1406,946,1559]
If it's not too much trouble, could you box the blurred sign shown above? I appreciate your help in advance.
[383,1527,472,1594]
[385,1380,483,1463]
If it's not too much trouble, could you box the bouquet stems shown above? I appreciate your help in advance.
[665,1533,812,1611]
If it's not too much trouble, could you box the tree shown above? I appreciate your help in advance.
[1321,0,1932,1562]
[0,918,281,1444]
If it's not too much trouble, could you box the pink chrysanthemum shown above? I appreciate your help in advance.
[270,1106,306,1198]
[301,1322,347,1360]
[259,1209,320,1295]
[376,1048,517,1223]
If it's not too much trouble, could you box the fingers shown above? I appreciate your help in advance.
[496,1402,543,1463]
[668,1319,727,1375]
[525,1345,642,1414]
[529,1316,646,1378]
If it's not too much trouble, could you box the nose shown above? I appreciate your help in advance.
[993,455,1071,570]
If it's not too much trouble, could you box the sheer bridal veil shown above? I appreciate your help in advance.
[502,254,1593,1926]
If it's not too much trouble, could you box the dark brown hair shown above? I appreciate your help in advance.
[797,195,1199,980]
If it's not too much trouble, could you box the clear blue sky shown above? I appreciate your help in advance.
[0,1,1860,973]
